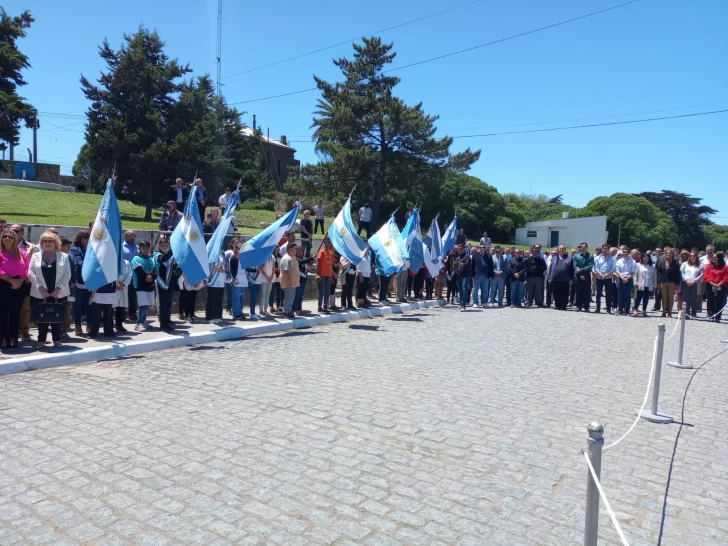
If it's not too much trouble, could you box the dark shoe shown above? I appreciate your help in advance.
[116,325,128,333]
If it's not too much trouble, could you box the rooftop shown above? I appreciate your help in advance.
[241,127,296,151]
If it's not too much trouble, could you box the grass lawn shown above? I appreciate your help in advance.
[0,186,283,235]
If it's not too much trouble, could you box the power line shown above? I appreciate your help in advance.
[449,109,728,139]
[228,0,639,106]
[39,119,85,133]
[222,0,487,79]
[40,118,85,133]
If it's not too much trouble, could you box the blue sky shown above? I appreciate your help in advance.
[8,0,728,221]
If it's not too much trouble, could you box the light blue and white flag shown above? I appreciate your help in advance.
[82,179,124,291]
[422,215,443,265]
[328,196,368,265]
[206,189,241,284]
[401,208,424,273]
[171,186,210,285]
[239,203,300,269]
[441,215,458,258]
[368,216,406,276]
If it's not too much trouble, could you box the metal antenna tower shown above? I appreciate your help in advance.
[216,0,223,97]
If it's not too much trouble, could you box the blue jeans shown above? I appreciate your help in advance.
[225,283,233,310]
[72,287,90,326]
[137,305,148,324]
[459,277,469,309]
[617,279,633,314]
[510,281,525,306]
[232,285,246,317]
[473,275,490,305]
[248,283,260,315]
[490,276,505,305]
[294,276,307,311]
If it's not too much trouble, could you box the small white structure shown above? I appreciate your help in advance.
[515,213,608,249]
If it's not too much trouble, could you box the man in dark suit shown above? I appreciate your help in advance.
[471,245,493,307]
[168,178,189,209]
[489,245,507,306]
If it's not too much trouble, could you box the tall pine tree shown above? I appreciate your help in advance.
[311,37,480,225]
[0,8,35,158]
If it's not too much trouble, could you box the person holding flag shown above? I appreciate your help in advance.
[171,185,211,288]
[82,178,124,338]
[441,216,458,259]
[206,188,241,322]
[327,195,368,267]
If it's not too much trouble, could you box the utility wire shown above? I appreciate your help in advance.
[223,0,487,79]
[228,0,639,106]
[41,118,85,133]
[448,109,728,139]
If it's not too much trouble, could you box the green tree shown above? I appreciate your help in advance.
[311,37,480,225]
[431,173,504,238]
[79,26,190,219]
[0,8,35,155]
[702,224,728,251]
[635,190,717,249]
[576,193,678,249]
[502,193,575,223]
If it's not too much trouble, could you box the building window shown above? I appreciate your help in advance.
[276,160,281,176]
[527,230,537,238]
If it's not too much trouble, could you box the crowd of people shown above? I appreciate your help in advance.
[1,207,726,352]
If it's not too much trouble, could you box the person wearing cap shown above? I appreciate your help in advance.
[159,201,184,232]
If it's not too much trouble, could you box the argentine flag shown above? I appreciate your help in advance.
[441,215,458,258]
[171,186,210,285]
[422,215,443,265]
[401,208,424,273]
[82,180,124,291]
[368,216,405,276]
[328,196,368,265]
[206,190,241,284]
[239,203,300,269]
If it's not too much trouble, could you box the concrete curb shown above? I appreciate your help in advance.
[0,299,447,376]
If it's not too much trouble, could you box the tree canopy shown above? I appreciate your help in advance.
[0,7,35,154]
[310,37,480,225]
[635,190,717,249]
[502,193,575,223]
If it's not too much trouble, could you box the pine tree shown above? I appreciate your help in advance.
[0,8,36,156]
[311,37,480,225]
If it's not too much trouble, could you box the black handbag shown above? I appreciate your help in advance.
[33,297,64,324]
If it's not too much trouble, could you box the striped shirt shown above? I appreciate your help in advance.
[314,205,325,220]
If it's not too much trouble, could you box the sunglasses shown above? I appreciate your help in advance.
[2,235,13,240]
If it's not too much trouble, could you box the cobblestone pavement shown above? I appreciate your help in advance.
[1,305,728,545]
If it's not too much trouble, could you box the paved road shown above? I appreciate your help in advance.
[1,306,728,545]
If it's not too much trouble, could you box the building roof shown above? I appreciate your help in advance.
[241,127,296,152]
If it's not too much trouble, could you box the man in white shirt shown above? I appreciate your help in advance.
[356,249,372,308]
[218,187,232,212]
[358,203,373,239]
[615,250,638,315]
[698,244,714,312]
[479,231,491,249]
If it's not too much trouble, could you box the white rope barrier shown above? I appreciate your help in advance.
[665,312,682,341]
[582,450,631,546]
[603,335,658,451]
[694,300,728,322]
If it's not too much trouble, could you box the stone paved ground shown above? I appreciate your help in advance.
[1,305,728,546]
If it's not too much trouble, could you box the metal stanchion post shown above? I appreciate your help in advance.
[584,422,604,546]
[668,303,693,369]
[637,323,674,423]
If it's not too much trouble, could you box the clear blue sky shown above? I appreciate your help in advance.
[8,0,728,221]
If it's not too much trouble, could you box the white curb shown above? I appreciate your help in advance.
[0,299,446,376]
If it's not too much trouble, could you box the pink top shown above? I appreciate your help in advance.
[0,249,29,278]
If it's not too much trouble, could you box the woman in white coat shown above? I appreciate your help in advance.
[27,231,72,347]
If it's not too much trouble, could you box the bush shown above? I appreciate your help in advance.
[244,198,275,211]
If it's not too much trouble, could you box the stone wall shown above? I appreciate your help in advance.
[0,160,62,183]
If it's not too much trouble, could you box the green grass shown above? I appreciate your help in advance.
[0,186,285,235]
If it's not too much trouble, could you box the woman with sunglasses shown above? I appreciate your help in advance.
[70,229,91,335]
[679,250,702,318]
[0,229,30,349]
[704,252,728,322]
[27,231,72,347]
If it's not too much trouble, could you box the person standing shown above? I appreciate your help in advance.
[279,242,299,319]
[593,244,616,314]
[396,262,409,304]
[27,231,71,347]
[0,229,30,348]
[455,228,467,247]
[269,247,283,313]
[194,178,207,220]
[154,237,178,332]
[680,250,702,318]
[704,252,727,322]
[293,247,313,314]
[316,238,335,312]
[356,249,372,308]
[340,255,357,310]
[218,187,232,213]
[572,242,594,312]
[455,244,471,312]
[11,225,36,342]
[130,241,158,332]
[122,230,139,322]
[70,229,91,335]
[479,231,491,249]
[471,246,491,308]
[89,278,116,339]
[698,244,714,313]
[227,239,248,320]
[159,201,184,232]
[507,248,526,308]
[523,244,547,308]
[168,178,189,208]
[313,201,326,235]
[358,203,372,239]
[615,249,637,315]
[656,248,679,317]
[375,253,390,304]
[549,245,573,310]
[114,258,132,333]
[258,254,276,316]
[489,246,507,306]
[633,253,655,316]
[300,210,313,259]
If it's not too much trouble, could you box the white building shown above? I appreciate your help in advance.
[515,214,608,249]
